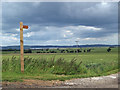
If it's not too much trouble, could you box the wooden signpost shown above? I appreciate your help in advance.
[20,22,28,73]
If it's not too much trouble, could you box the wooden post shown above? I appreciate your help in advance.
[20,22,24,73]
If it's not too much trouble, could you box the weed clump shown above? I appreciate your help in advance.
[2,56,118,75]
[2,56,84,75]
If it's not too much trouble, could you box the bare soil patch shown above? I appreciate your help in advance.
[2,73,119,88]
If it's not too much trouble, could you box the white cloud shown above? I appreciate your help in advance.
[66,30,71,32]
[56,40,61,42]
[79,25,102,31]
[63,34,66,37]
[11,34,18,37]
[23,25,117,45]
[32,2,41,7]
[83,38,96,40]
[16,28,20,32]
[101,2,108,5]
[2,24,117,46]
[70,33,73,35]
[24,32,34,37]
[64,25,102,31]
[1,33,19,46]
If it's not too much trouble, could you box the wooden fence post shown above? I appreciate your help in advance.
[20,22,24,73]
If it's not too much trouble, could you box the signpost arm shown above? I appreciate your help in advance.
[20,22,24,73]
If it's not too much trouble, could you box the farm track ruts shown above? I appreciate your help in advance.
[2,73,119,88]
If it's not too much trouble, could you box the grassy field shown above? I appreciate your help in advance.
[2,47,119,82]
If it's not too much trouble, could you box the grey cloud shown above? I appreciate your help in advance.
[2,2,118,45]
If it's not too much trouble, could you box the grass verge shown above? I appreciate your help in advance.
[2,56,119,82]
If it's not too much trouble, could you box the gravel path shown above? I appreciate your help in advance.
[1,73,119,88]
[57,73,119,88]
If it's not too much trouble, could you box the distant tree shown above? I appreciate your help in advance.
[70,51,74,53]
[8,49,14,51]
[66,50,69,53]
[46,48,49,51]
[24,49,32,53]
[28,49,32,53]
[78,49,82,53]
[89,49,91,52]
[60,50,65,53]
[107,48,111,52]
[84,50,86,52]
[50,50,56,53]
[14,49,17,53]
[87,49,91,52]
[66,50,68,52]
[110,46,115,48]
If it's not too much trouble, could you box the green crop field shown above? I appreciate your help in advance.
[2,47,119,82]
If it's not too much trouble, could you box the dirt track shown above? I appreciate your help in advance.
[2,73,119,88]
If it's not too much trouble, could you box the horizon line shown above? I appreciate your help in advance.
[1,44,119,47]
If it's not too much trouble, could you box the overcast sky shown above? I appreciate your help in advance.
[2,2,118,46]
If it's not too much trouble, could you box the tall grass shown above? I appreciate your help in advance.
[2,56,118,75]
